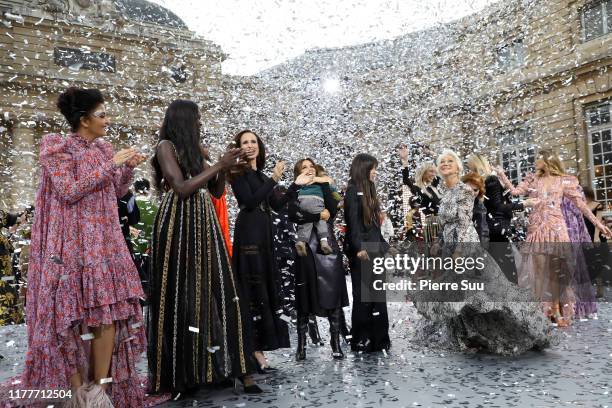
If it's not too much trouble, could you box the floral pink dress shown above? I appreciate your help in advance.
[20,133,146,406]
[497,172,602,320]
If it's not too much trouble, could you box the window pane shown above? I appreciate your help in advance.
[590,109,601,126]
[600,105,610,124]
[592,131,601,143]
[597,188,606,201]
[603,130,611,142]
[595,154,603,165]
[594,143,603,154]
[608,0,612,32]
[595,176,605,187]
[584,3,604,41]
[605,152,612,163]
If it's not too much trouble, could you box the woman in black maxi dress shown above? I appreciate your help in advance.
[344,154,391,352]
[229,129,312,371]
[147,100,259,396]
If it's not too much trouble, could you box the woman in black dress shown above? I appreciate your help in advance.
[344,153,391,352]
[466,153,523,283]
[229,130,312,371]
[148,100,259,397]
[288,158,349,360]
[399,147,441,243]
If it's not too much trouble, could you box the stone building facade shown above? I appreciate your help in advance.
[221,0,612,207]
[0,0,226,210]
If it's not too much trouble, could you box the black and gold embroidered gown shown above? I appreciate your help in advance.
[147,140,251,394]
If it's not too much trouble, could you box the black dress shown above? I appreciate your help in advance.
[472,198,489,244]
[401,167,441,216]
[288,183,349,316]
[483,175,523,283]
[343,182,391,352]
[231,169,296,351]
[148,141,251,393]
[401,166,441,244]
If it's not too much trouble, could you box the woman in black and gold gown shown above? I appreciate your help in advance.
[147,100,259,397]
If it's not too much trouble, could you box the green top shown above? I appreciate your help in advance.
[134,198,158,255]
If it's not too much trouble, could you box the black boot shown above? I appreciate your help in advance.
[296,314,308,361]
[308,315,324,346]
[328,308,345,360]
[339,309,351,344]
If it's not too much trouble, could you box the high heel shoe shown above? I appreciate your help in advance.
[235,377,263,394]
[551,311,570,327]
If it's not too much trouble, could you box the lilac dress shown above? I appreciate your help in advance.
[561,186,598,318]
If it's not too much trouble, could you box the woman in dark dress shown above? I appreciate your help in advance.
[148,101,259,397]
[399,147,441,243]
[344,153,391,353]
[288,158,349,360]
[229,130,312,371]
[583,186,609,299]
[466,154,523,283]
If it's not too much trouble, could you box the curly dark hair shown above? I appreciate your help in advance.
[56,87,104,132]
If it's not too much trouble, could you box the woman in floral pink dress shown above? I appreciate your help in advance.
[21,87,147,407]
[496,150,611,326]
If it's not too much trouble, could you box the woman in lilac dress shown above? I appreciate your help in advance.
[22,88,147,407]
[560,180,598,319]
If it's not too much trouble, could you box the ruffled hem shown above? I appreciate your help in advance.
[21,256,146,406]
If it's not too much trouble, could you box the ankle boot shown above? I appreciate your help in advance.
[296,314,308,361]
[328,309,344,360]
[308,315,324,346]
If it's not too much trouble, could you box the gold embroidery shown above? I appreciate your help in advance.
[155,193,178,391]
[210,195,247,373]
[194,194,202,383]
[205,193,213,382]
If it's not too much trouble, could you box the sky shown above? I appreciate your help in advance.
[151,0,498,76]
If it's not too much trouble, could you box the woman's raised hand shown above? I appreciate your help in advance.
[272,161,286,182]
[599,223,612,239]
[399,145,409,165]
[295,172,314,186]
[126,152,147,168]
[113,148,137,166]
[218,148,243,168]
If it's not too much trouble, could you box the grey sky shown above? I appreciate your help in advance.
[150,0,498,75]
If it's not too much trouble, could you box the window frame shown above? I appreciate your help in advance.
[498,126,537,184]
[586,100,612,208]
[581,0,611,42]
[495,37,526,72]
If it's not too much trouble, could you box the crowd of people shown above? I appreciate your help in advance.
[1,86,610,407]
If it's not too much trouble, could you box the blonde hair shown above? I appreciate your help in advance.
[436,149,463,176]
[536,149,565,177]
[466,153,492,177]
[414,161,437,190]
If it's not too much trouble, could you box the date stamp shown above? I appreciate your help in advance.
[9,389,72,400]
